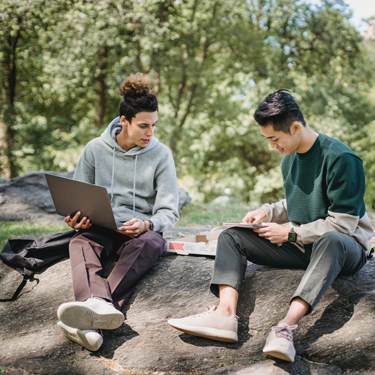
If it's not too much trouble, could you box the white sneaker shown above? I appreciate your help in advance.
[57,321,103,351]
[263,323,298,362]
[168,306,238,343]
[57,297,124,330]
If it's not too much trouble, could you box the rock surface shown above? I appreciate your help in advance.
[0,171,191,225]
[2,235,375,374]
[178,187,192,210]
[0,171,73,225]
[204,359,343,374]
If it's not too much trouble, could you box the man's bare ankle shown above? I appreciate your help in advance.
[216,304,236,317]
[278,318,297,326]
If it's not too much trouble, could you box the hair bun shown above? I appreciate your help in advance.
[118,72,151,98]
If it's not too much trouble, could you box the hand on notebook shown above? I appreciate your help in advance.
[117,218,147,238]
[64,211,92,230]
[242,208,267,225]
[253,222,290,244]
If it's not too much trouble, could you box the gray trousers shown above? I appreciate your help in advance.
[210,228,367,312]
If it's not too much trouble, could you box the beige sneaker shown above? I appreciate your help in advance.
[57,321,103,351]
[168,306,238,343]
[57,297,124,330]
[263,323,298,362]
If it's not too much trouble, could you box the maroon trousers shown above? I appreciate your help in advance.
[69,225,165,310]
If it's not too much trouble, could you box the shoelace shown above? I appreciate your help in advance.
[271,324,298,342]
[192,306,239,319]
[192,306,216,317]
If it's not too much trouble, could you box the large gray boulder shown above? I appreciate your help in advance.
[178,186,192,210]
[204,359,343,374]
[0,171,73,225]
[1,247,375,374]
[0,171,191,225]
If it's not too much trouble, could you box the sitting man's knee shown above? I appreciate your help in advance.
[313,231,348,255]
[317,231,346,244]
[218,229,236,245]
[218,227,257,245]
[70,232,86,245]
[218,228,244,241]
[139,231,165,248]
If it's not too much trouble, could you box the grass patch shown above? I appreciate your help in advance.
[0,222,67,251]
[218,359,235,368]
[248,357,261,365]
[178,202,255,227]
[0,202,252,251]
[3,203,372,249]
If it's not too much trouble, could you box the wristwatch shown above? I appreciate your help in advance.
[148,220,154,231]
[288,227,297,242]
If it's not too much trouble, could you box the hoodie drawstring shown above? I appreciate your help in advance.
[110,144,138,217]
[111,147,115,201]
[133,154,138,217]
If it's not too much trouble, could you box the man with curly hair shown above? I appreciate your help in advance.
[56,73,179,351]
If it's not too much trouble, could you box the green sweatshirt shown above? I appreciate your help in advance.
[261,134,374,250]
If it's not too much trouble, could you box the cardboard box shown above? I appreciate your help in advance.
[167,230,223,256]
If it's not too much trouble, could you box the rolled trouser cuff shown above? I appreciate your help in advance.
[290,232,366,315]
[209,229,250,298]
[210,279,243,298]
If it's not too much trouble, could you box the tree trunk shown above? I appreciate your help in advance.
[93,44,108,128]
[1,22,21,178]
[153,69,160,96]
[0,119,8,179]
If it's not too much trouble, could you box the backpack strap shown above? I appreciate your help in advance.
[367,247,374,260]
[0,230,75,302]
[0,268,35,302]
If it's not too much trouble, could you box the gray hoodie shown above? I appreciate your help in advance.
[73,116,179,232]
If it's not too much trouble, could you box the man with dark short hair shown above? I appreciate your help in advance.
[168,89,374,362]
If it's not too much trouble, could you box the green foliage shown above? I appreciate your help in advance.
[248,357,261,365]
[218,359,235,368]
[178,202,256,227]
[0,222,67,250]
[356,121,375,210]
[1,0,375,204]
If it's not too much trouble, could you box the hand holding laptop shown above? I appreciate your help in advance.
[117,218,147,238]
[64,211,92,230]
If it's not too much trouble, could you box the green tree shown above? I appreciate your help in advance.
[0,0,43,177]
[3,0,375,208]
[0,0,71,178]
[174,0,372,203]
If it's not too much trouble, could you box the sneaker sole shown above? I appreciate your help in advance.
[57,322,103,351]
[263,347,295,362]
[168,320,238,343]
[57,303,124,330]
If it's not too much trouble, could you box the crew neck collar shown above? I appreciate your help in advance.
[296,133,321,158]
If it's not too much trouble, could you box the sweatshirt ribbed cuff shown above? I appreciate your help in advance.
[260,204,273,222]
[150,217,162,232]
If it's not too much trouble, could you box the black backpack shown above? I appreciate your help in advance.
[0,230,76,302]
